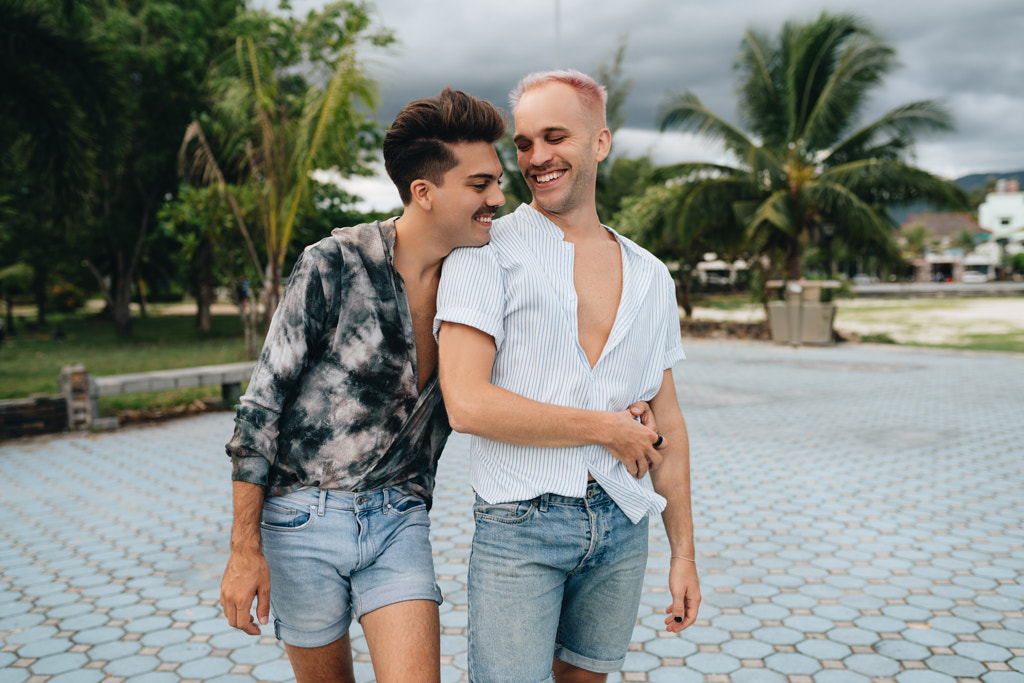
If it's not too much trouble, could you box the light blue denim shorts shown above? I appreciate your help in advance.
[260,487,442,648]
[467,482,649,682]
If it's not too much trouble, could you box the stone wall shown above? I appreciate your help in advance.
[680,319,771,341]
[0,395,67,440]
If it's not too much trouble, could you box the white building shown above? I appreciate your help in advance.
[978,179,1024,240]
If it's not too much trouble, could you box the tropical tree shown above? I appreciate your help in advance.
[0,0,124,326]
[647,12,967,290]
[180,1,392,337]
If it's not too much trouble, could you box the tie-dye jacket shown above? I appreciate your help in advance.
[225,219,451,506]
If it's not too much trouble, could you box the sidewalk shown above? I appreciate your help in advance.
[2,339,1022,683]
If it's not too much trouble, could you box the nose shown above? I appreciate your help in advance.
[488,182,505,208]
[526,141,553,169]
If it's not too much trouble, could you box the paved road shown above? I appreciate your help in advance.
[2,339,1022,683]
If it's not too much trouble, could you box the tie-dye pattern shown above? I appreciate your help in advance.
[225,220,451,506]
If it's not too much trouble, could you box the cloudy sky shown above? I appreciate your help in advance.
[283,0,1024,209]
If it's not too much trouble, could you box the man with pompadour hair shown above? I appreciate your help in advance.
[221,87,506,683]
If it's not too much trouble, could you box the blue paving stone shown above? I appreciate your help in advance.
[140,628,192,647]
[797,639,852,660]
[903,626,958,647]
[29,652,89,675]
[648,667,704,683]
[46,672,105,683]
[952,641,1012,662]
[982,673,1024,683]
[645,636,698,658]
[230,643,286,665]
[846,653,900,676]
[765,652,821,675]
[190,616,236,635]
[18,637,72,658]
[157,640,212,662]
[952,604,1005,622]
[813,604,860,621]
[59,613,109,631]
[5,623,57,643]
[0,601,32,618]
[752,626,805,645]
[930,616,982,635]
[925,654,987,677]
[622,651,660,672]
[251,658,299,682]
[177,656,235,678]
[979,628,1024,648]
[71,625,125,645]
[109,603,156,620]
[876,639,932,660]
[854,615,906,633]
[87,640,141,660]
[730,669,787,683]
[122,673,180,683]
[828,627,880,646]
[123,615,173,633]
[1012,657,1024,673]
[682,652,740,674]
[104,654,161,676]
[784,615,834,632]
[813,670,871,683]
[721,638,774,659]
[712,614,760,632]
[172,604,220,622]
[678,625,730,644]
[0,613,45,633]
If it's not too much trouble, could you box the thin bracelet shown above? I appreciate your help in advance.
[671,555,696,562]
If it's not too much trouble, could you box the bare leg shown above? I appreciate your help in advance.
[284,633,355,683]
[553,658,608,683]
[361,599,440,683]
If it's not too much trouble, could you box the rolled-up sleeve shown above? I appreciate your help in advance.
[434,245,506,349]
[225,250,327,486]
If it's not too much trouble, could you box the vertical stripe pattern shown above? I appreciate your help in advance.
[435,204,685,523]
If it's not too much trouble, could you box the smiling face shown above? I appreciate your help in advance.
[430,140,505,249]
[512,81,610,221]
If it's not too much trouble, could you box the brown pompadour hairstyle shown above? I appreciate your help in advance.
[384,88,505,205]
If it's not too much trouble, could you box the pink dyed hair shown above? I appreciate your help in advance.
[510,69,608,127]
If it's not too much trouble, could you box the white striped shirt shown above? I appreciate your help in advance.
[434,204,685,523]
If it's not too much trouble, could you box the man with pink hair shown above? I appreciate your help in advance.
[436,70,701,682]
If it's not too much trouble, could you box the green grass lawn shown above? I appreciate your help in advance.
[0,311,251,415]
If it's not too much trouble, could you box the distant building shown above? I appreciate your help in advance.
[899,212,994,282]
[977,180,1024,279]
[978,179,1024,238]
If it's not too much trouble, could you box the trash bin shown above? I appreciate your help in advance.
[766,280,839,346]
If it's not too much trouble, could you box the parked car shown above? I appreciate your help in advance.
[962,271,988,283]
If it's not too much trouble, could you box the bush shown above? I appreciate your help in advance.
[49,281,86,313]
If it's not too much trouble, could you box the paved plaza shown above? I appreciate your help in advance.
[1,339,1023,683]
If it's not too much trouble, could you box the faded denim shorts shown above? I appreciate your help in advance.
[260,487,442,648]
[467,482,649,682]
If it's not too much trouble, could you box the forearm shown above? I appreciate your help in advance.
[230,481,265,554]
[648,372,696,558]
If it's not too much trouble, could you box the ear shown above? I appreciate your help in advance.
[595,127,612,163]
[410,178,433,211]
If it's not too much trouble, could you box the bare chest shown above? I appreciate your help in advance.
[572,241,622,367]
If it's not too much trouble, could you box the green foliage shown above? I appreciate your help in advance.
[181,1,393,328]
[650,11,967,286]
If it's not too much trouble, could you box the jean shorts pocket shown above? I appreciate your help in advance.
[387,493,427,516]
[473,499,535,524]
[260,500,313,531]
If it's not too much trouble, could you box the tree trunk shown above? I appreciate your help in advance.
[32,266,48,327]
[136,273,148,318]
[112,258,133,337]
[196,234,213,333]
[675,268,693,319]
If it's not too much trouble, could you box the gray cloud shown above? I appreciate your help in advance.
[287,0,1024,179]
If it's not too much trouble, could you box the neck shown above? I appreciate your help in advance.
[393,214,445,283]
[530,201,606,242]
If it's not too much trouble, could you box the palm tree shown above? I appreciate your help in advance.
[651,12,966,285]
[181,2,388,333]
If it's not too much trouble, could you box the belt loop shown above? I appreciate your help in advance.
[538,494,548,513]
[317,489,327,516]
[383,488,390,512]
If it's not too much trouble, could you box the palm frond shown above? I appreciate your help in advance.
[657,91,755,157]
